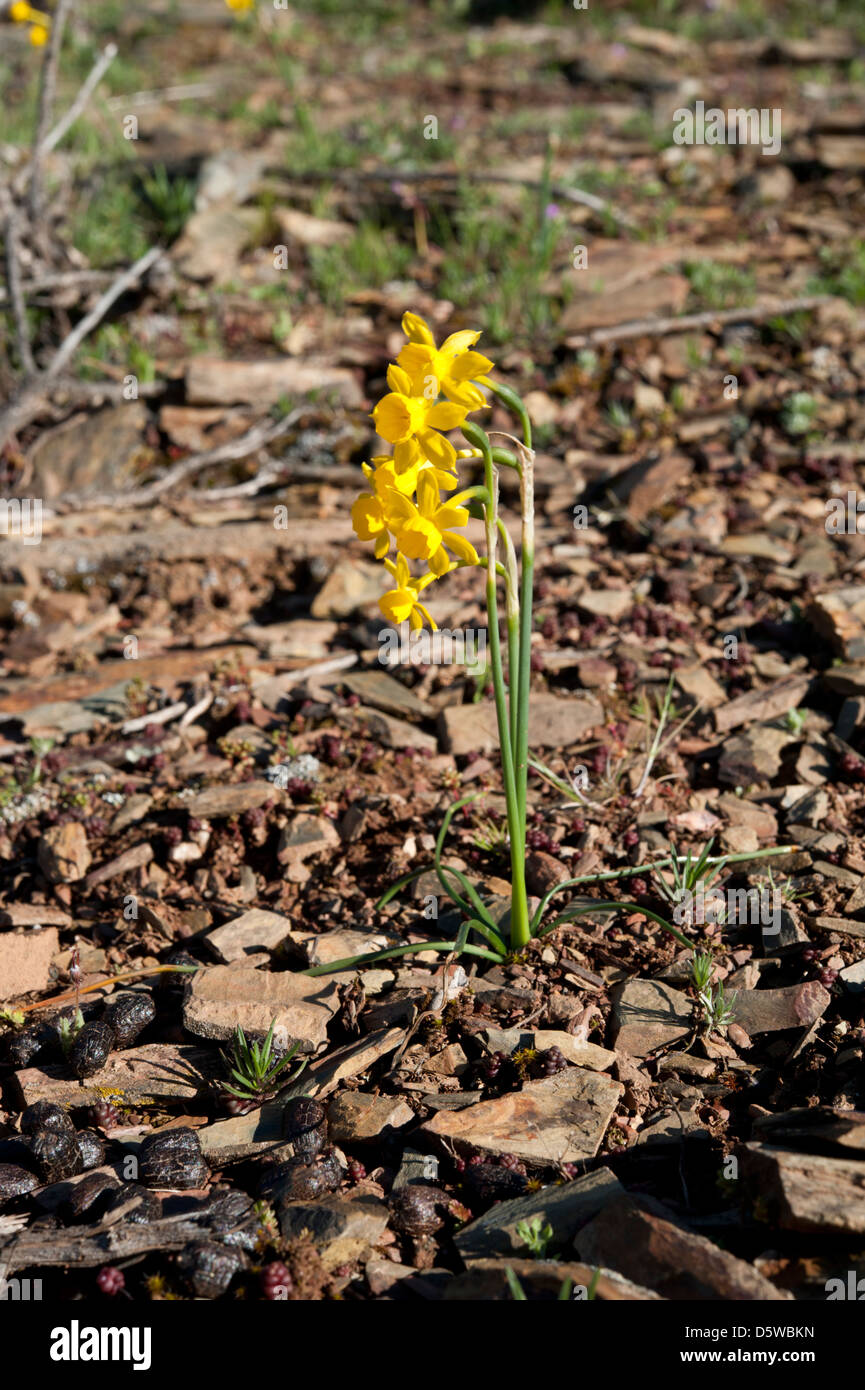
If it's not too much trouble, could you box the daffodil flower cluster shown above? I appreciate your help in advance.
[10,0,51,45]
[353,312,494,631]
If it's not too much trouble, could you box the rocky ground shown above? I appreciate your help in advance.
[2,0,865,1304]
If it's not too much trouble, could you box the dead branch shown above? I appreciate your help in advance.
[0,187,35,376]
[27,0,74,220]
[564,294,835,347]
[0,247,163,453]
[41,41,118,158]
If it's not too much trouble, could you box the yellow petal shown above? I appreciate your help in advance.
[415,602,437,632]
[434,505,469,530]
[426,401,467,431]
[396,515,441,562]
[449,351,494,381]
[379,588,416,625]
[440,330,481,357]
[429,546,450,577]
[393,438,422,473]
[372,393,413,444]
[442,532,480,566]
[443,380,487,410]
[386,363,413,396]
[418,429,456,471]
[397,343,434,382]
[351,495,386,541]
[416,469,440,516]
[401,312,436,346]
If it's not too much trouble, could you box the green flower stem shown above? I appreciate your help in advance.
[464,422,530,951]
[497,517,521,753]
[516,442,534,857]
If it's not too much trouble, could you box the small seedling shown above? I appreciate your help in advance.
[515,1215,554,1258]
[58,1008,85,1056]
[220,1020,306,1101]
[690,952,737,1038]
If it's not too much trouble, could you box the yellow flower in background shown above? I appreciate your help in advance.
[10,0,52,40]
[225,0,254,10]
[385,470,479,575]
[397,312,494,411]
[379,554,443,632]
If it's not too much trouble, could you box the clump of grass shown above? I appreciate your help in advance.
[220,1021,306,1102]
[309,220,414,309]
[685,260,756,310]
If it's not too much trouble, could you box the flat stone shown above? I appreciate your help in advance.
[183,966,339,1051]
[353,707,437,753]
[481,1027,616,1073]
[0,927,59,1001]
[721,534,795,565]
[720,825,759,854]
[327,1092,415,1144]
[293,928,397,969]
[310,559,383,619]
[575,1194,787,1300]
[713,675,811,734]
[577,589,632,620]
[12,1041,218,1107]
[814,915,865,939]
[839,960,865,992]
[392,1146,441,1191]
[420,1069,623,1165]
[740,1143,865,1234]
[174,780,275,818]
[277,815,340,883]
[438,693,602,757]
[784,787,829,827]
[242,618,337,659]
[173,208,258,284]
[186,356,362,408]
[718,726,793,785]
[717,792,777,838]
[610,979,692,1056]
[444,1255,661,1300]
[199,1103,286,1161]
[456,1167,622,1261]
[277,1027,406,1100]
[675,665,726,709]
[341,670,433,720]
[206,909,291,963]
[37,822,91,884]
[110,794,153,834]
[84,843,152,888]
[731,981,830,1035]
[656,1052,717,1079]
[823,664,865,697]
[277,1194,389,1270]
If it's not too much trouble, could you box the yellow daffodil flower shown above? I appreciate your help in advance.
[397,311,494,411]
[379,554,443,631]
[385,470,479,575]
[372,363,467,473]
